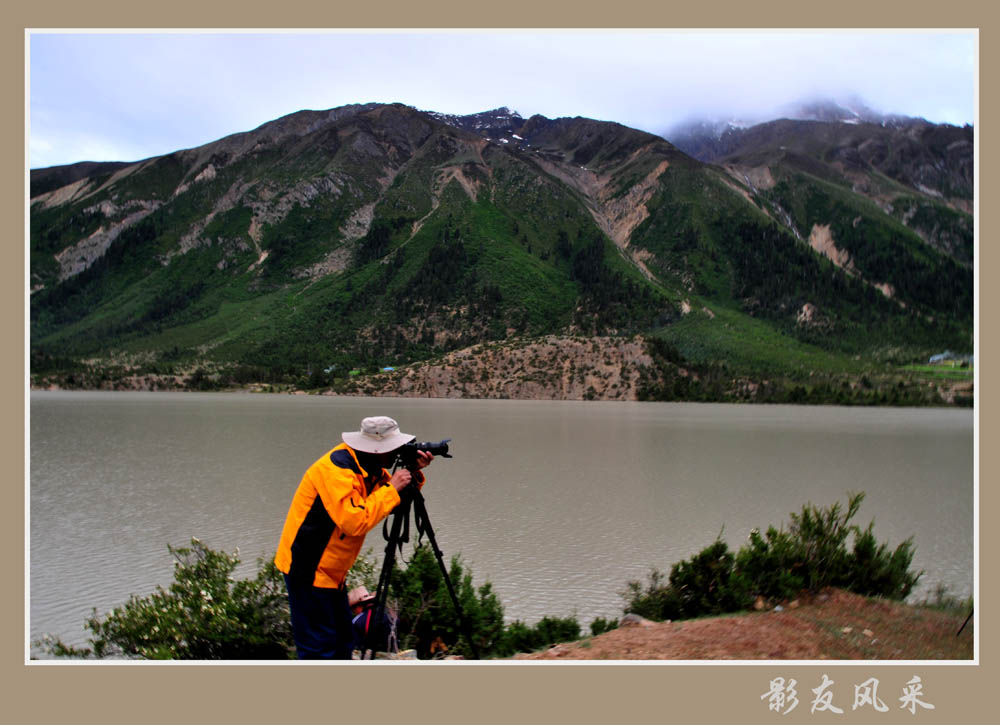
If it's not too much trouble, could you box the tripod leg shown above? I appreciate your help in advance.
[363,496,410,659]
[411,490,481,660]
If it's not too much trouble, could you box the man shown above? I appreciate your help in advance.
[275,416,433,659]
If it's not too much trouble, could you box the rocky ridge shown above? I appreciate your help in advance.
[341,335,656,401]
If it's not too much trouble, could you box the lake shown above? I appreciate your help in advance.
[28,391,975,654]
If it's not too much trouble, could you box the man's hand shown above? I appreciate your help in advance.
[390,468,413,492]
[390,451,433,491]
[414,450,434,469]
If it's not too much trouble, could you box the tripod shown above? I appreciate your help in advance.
[362,465,481,660]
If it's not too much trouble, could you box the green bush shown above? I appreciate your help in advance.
[535,615,582,646]
[733,526,807,601]
[623,538,750,621]
[388,545,507,659]
[622,568,681,621]
[735,492,920,601]
[35,539,294,659]
[624,493,922,622]
[847,522,920,599]
[495,615,582,655]
[370,545,582,658]
[496,619,538,654]
[589,616,619,636]
[669,537,753,617]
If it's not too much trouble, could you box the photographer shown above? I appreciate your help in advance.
[274,416,433,659]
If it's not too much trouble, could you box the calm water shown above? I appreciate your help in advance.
[29,391,975,654]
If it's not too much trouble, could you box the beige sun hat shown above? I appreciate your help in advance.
[342,416,415,454]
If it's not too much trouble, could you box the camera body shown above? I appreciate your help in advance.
[395,439,452,469]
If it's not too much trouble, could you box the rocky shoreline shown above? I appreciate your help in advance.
[30,334,973,407]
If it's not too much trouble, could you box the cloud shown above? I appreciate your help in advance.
[27,30,976,168]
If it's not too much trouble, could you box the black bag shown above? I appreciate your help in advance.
[352,604,394,653]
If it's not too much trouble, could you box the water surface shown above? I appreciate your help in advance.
[29,391,974,653]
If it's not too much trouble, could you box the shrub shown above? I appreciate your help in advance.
[534,615,582,646]
[383,545,581,658]
[590,616,618,636]
[623,538,751,621]
[35,538,294,659]
[497,619,540,654]
[495,615,582,655]
[622,568,681,621]
[736,492,920,601]
[782,493,860,591]
[732,526,807,601]
[847,522,920,599]
[388,545,507,659]
[669,537,753,617]
[624,493,922,622]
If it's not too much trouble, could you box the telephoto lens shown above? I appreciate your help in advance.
[414,439,451,458]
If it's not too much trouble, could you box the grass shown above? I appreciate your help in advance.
[789,591,973,660]
[901,363,974,379]
[654,302,866,378]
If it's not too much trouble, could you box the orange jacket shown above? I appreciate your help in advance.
[275,443,423,588]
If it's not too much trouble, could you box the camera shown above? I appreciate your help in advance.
[395,439,452,468]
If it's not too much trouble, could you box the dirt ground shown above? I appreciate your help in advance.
[511,589,974,661]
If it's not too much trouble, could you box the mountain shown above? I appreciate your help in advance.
[29,102,973,405]
[30,160,132,198]
[665,97,929,148]
[665,103,974,266]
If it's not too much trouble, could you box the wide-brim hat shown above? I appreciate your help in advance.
[342,416,415,454]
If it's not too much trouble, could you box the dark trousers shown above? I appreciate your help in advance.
[283,574,355,660]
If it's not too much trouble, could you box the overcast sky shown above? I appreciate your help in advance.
[28,29,977,169]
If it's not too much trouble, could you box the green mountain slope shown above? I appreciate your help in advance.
[29,103,973,404]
